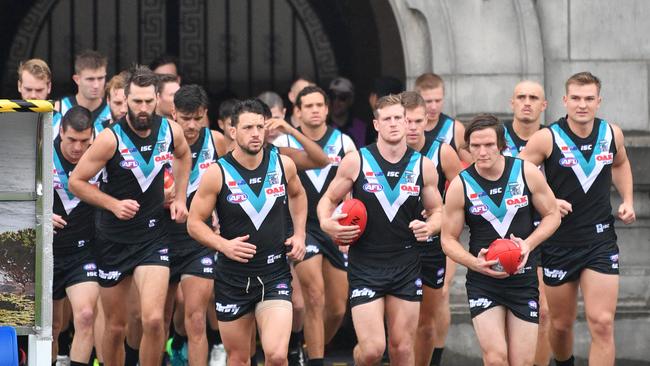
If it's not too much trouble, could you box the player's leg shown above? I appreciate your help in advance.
[100,277,133,366]
[219,314,256,366]
[180,275,213,366]
[288,263,305,365]
[544,281,579,362]
[505,311,538,366]
[132,265,170,366]
[125,281,142,365]
[385,296,420,366]
[66,281,100,363]
[256,300,293,366]
[295,255,326,360]
[322,258,347,344]
[351,299,386,366]
[94,300,106,365]
[52,299,65,361]
[581,269,618,366]
[414,285,442,366]
[534,267,551,366]
[471,306,508,366]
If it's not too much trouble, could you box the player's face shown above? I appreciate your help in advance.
[153,63,179,78]
[289,79,311,104]
[126,84,157,131]
[297,92,328,128]
[563,83,601,125]
[174,107,206,144]
[157,82,180,118]
[468,128,502,170]
[74,68,106,100]
[108,87,127,121]
[419,87,444,121]
[59,127,93,163]
[405,106,427,146]
[234,112,265,155]
[18,71,51,100]
[374,103,406,144]
[511,82,547,124]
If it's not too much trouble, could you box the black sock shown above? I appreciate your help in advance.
[207,328,217,348]
[307,359,323,366]
[70,361,89,366]
[430,347,444,366]
[57,329,72,356]
[555,355,575,366]
[288,330,303,350]
[171,334,187,350]
[124,340,139,366]
[251,353,257,366]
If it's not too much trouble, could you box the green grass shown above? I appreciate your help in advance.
[0,292,34,327]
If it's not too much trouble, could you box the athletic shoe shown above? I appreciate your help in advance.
[167,338,188,366]
[287,345,305,366]
[209,343,227,366]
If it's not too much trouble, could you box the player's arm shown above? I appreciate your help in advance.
[611,123,636,224]
[69,129,139,220]
[187,164,256,262]
[441,177,508,279]
[266,118,329,170]
[454,120,472,163]
[281,155,308,261]
[440,142,463,181]
[511,161,561,269]
[317,151,361,244]
[211,130,229,157]
[410,157,442,241]
[169,120,192,222]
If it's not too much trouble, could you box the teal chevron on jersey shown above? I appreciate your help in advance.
[113,120,170,177]
[461,158,523,220]
[503,127,519,157]
[188,128,215,191]
[219,150,280,213]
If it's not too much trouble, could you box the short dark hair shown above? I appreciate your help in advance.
[400,91,425,110]
[218,98,239,121]
[464,114,506,152]
[173,84,209,114]
[156,73,179,93]
[371,76,404,98]
[295,85,329,109]
[124,65,158,96]
[565,71,601,95]
[149,54,180,73]
[61,105,92,132]
[74,49,107,74]
[231,99,266,127]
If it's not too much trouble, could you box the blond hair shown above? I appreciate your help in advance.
[18,58,51,82]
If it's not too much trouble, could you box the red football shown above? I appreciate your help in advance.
[333,198,367,245]
[486,238,522,275]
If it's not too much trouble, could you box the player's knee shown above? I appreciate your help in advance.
[303,285,325,310]
[185,310,206,337]
[587,312,614,340]
[264,349,287,366]
[358,339,386,365]
[388,338,414,360]
[226,351,250,366]
[538,303,550,330]
[141,312,165,334]
[550,314,574,333]
[483,349,508,366]
[74,305,96,331]
[417,320,436,340]
[106,321,126,338]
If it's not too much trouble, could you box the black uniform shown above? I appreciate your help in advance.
[168,128,218,283]
[93,116,174,287]
[459,157,539,323]
[52,136,98,300]
[348,144,424,307]
[214,147,292,321]
[424,112,457,150]
[59,96,111,136]
[282,127,349,270]
[542,117,619,286]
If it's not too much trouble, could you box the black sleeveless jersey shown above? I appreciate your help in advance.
[169,128,218,247]
[544,117,617,247]
[96,116,174,243]
[53,137,99,254]
[420,134,447,195]
[460,157,536,287]
[59,95,111,136]
[424,112,457,151]
[502,121,530,158]
[216,147,289,275]
[350,144,424,266]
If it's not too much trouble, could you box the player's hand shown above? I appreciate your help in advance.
[556,199,572,217]
[221,234,257,263]
[111,199,140,220]
[474,248,510,279]
[170,198,188,223]
[52,214,67,234]
[510,234,530,272]
[420,209,430,219]
[212,213,220,234]
[618,202,636,225]
[285,234,306,261]
[265,118,293,135]
[163,184,175,209]
[321,212,360,245]
[409,219,433,242]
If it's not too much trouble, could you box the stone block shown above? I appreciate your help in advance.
[536,0,569,59]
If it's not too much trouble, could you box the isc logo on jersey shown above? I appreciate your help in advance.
[227,193,248,203]
[559,157,578,167]
[506,195,529,209]
[120,160,139,169]
[596,153,614,164]
[265,184,286,198]
[469,204,488,215]
[363,183,383,193]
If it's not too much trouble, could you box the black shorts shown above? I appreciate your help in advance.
[169,244,216,283]
[542,240,619,286]
[466,282,539,324]
[348,257,422,308]
[302,229,347,270]
[214,268,292,322]
[417,238,446,289]
[93,234,170,287]
[53,247,98,300]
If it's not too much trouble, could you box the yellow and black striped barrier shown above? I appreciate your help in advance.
[0,99,53,113]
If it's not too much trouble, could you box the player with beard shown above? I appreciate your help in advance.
[69,65,191,366]
[318,94,443,366]
[401,91,463,366]
[188,99,307,366]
